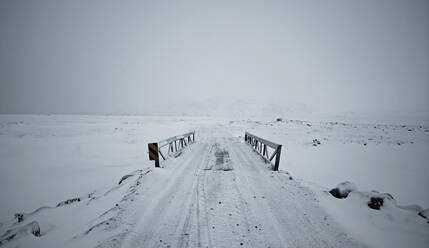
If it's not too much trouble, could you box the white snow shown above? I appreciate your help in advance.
[227,119,429,208]
[0,115,428,247]
[0,115,216,221]
[319,190,429,248]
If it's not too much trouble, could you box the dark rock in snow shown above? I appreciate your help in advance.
[118,174,133,185]
[276,118,283,122]
[329,188,343,198]
[329,181,357,199]
[355,191,395,210]
[56,197,81,207]
[0,221,42,245]
[368,197,384,210]
[312,139,321,146]
[31,222,41,237]
[418,209,429,219]
[14,213,24,223]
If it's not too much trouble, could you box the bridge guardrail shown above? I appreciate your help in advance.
[244,132,282,171]
[148,131,195,167]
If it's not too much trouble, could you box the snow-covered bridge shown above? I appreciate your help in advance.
[119,128,362,248]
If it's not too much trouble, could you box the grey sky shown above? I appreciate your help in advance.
[1,0,428,116]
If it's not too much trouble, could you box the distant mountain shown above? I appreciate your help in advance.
[143,98,312,119]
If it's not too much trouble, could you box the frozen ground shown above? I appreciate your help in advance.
[0,115,428,247]
[227,119,429,208]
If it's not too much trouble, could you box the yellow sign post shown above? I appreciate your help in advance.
[148,143,160,167]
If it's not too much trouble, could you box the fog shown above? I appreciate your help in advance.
[1,0,428,118]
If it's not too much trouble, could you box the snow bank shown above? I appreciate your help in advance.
[319,185,429,248]
[0,168,150,248]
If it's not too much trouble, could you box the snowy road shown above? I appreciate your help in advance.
[117,128,363,248]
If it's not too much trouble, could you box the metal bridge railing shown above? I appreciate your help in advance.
[244,132,282,171]
[148,131,195,167]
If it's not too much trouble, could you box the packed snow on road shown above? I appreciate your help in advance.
[0,115,428,248]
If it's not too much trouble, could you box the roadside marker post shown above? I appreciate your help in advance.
[148,143,160,167]
[148,131,195,168]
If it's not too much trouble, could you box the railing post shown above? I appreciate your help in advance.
[263,144,267,157]
[273,145,282,171]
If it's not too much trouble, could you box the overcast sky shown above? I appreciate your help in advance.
[0,0,428,116]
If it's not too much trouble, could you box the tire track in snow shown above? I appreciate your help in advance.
[197,137,266,248]
[121,141,211,248]
[226,137,286,247]
[215,136,271,248]
[176,143,214,248]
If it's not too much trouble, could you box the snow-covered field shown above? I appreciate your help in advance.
[227,119,429,208]
[0,115,212,221]
[0,115,428,247]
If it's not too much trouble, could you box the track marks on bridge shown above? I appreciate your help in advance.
[121,135,363,248]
